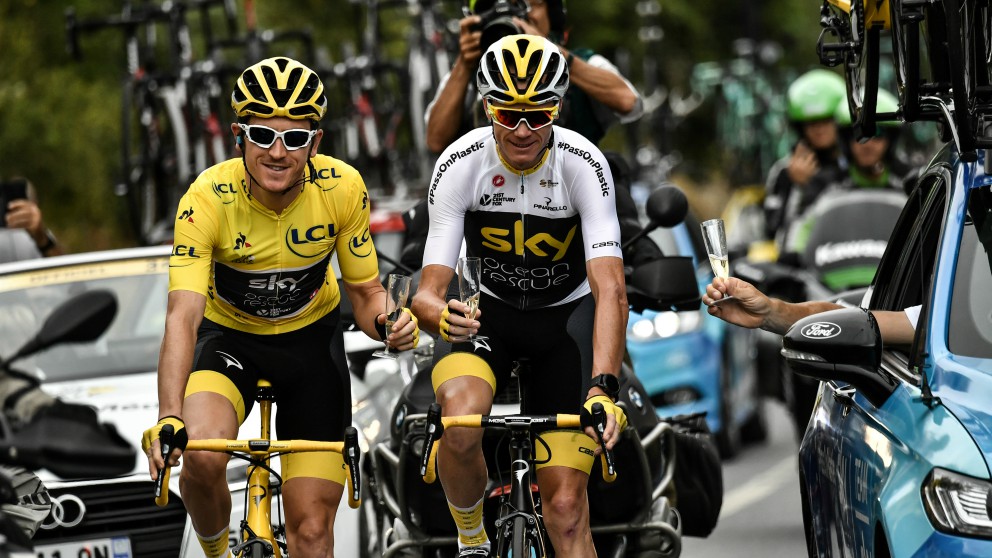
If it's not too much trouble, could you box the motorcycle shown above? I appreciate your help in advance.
[732,188,907,437]
[361,185,708,558]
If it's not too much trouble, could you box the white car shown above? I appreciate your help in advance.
[0,246,403,558]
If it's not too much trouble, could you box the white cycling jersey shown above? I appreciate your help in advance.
[424,126,622,309]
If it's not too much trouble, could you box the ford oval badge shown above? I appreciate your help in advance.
[801,322,841,339]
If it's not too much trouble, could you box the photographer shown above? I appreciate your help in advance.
[425,0,642,153]
[0,177,63,263]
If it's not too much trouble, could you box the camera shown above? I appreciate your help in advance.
[472,0,530,56]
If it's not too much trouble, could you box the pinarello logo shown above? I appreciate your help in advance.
[800,322,841,339]
[492,175,505,187]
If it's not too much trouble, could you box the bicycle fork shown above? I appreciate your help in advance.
[494,434,547,558]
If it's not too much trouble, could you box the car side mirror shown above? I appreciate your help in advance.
[781,307,897,407]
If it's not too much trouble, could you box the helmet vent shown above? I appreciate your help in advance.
[273,57,290,71]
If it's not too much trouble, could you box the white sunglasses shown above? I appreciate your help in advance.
[238,124,317,151]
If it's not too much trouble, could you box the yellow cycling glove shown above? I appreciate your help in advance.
[141,416,188,455]
[438,304,464,343]
[582,395,628,436]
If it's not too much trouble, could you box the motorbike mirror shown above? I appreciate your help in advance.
[2,290,118,367]
[645,185,689,229]
[621,185,689,252]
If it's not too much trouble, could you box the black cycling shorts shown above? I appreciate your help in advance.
[439,292,595,415]
[190,308,349,442]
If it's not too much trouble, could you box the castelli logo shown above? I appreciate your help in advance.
[801,322,841,339]
[492,174,505,187]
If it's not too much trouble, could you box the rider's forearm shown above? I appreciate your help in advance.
[411,290,445,335]
[342,278,389,340]
[157,321,197,419]
[425,59,474,153]
[590,280,628,383]
[762,299,843,335]
[563,53,639,116]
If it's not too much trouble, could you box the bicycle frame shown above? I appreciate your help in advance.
[419,405,616,557]
[154,380,361,558]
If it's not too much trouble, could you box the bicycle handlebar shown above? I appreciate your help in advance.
[153,425,362,509]
[418,402,617,486]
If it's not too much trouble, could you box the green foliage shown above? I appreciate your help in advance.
[0,0,833,251]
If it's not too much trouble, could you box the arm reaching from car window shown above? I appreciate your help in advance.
[704,276,917,345]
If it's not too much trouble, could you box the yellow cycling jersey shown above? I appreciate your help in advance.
[169,156,379,334]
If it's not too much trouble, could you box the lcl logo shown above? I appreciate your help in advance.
[41,494,87,529]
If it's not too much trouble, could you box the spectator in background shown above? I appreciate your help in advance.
[0,177,63,263]
[425,0,642,153]
[763,69,847,243]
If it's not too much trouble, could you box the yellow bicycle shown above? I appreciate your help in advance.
[153,380,362,558]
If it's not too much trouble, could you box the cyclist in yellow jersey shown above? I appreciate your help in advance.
[141,57,419,558]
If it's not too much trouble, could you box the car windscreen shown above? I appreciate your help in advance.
[948,188,992,359]
[0,258,168,382]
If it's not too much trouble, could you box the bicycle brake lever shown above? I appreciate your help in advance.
[420,403,444,478]
[344,426,361,505]
[154,424,175,500]
[590,403,616,478]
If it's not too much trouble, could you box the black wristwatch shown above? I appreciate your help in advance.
[589,374,621,401]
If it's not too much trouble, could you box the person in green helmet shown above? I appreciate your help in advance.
[763,69,847,242]
[830,89,910,194]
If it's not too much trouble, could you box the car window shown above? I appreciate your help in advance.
[948,187,992,358]
[871,171,948,314]
[0,258,168,382]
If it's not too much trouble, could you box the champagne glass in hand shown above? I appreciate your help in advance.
[700,218,734,305]
[452,256,488,343]
[372,274,413,359]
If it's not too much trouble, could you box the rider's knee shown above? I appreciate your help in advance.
[287,515,332,548]
[542,489,587,528]
[180,450,229,484]
[440,427,483,457]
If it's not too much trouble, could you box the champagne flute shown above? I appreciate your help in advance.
[372,274,413,359]
[700,218,735,305]
[453,256,488,343]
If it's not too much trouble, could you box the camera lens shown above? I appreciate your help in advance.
[480,17,523,56]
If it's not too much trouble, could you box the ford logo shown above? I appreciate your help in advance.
[801,322,841,339]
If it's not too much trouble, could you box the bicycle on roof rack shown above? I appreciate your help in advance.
[819,0,992,161]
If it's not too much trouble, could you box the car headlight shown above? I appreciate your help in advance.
[629,311,703,340]
[923,468,992,538]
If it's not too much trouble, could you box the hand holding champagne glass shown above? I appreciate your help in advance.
[453,256,487,343]
[372,274,413,359]
[700,218,734,305]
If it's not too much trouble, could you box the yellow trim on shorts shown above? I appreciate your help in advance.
[431,352,496,394]
[534,430,597,474]
[185,371,246,424]
[280,450,347,485]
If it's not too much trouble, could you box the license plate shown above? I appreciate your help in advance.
[33,536,132,558]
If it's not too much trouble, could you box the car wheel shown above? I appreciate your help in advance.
[715,344,741,459]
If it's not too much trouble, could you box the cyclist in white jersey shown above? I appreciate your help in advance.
[412,35,628,558]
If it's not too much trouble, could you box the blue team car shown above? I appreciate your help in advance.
[782,145,992,557]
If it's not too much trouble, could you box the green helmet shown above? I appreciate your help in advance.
[834,89,900,128]
[786,69,846,122]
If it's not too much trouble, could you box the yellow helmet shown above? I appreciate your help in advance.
[476,34,569,106]
[231,57,327,121]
